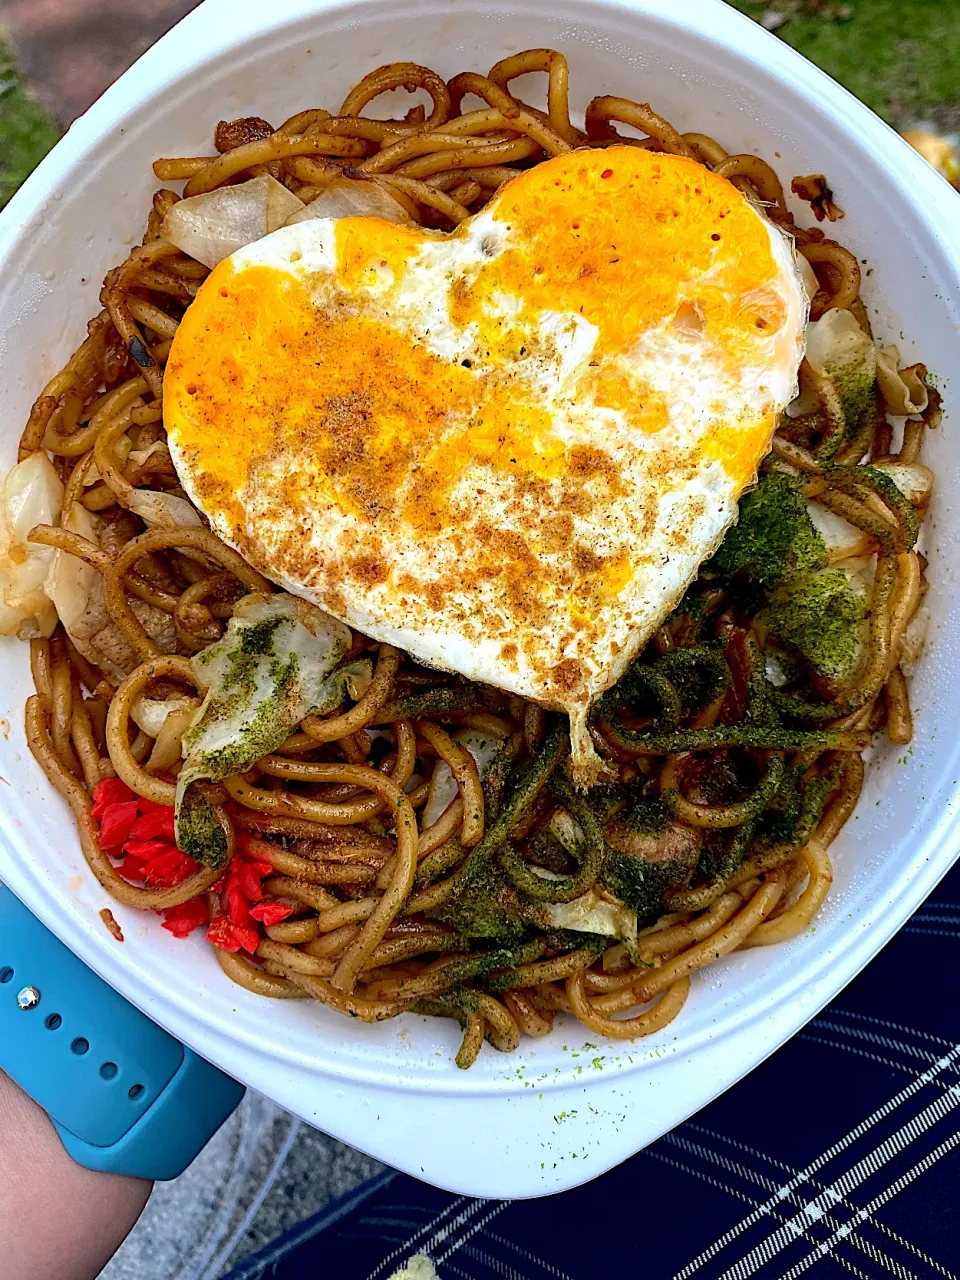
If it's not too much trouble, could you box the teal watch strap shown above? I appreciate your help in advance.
[0,884,244,1180]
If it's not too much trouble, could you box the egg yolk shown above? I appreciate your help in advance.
[167,148,790,547]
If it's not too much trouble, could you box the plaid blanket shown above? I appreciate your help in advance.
[222,858,960,1279]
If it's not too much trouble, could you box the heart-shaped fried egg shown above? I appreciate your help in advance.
[164,146,807,780]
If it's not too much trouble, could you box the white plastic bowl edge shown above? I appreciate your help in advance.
[1,0,959,1197]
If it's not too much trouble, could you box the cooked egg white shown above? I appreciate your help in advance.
[164,146,807,781]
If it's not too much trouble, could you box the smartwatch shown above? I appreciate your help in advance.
[0,884,244,1181]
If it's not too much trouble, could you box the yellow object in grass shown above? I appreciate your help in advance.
[902,131,960,189]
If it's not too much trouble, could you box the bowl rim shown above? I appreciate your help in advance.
[2,0,960,1107]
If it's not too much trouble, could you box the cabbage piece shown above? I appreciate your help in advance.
[521,876,639,940]
[761,566,868,686]
[175,592,353,865]
[421,728,502,829]
[805,464,931,566]
[161,175,304,268]
[872,461,934,506]
[542,888,638,950]
[805,307,877,425]
[90,441,168,487]
[875,346,929,416]
[85,436,134,485]
[805,501,870,563]
[784,381,819,419]
[284,176,414,227]
[0,453,63,638]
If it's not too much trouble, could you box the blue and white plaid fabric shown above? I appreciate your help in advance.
[223,858,960,1280]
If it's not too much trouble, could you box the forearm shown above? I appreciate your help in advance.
[0,1069,151,1280]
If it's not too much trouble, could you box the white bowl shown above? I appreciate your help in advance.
[2,0,959,1199]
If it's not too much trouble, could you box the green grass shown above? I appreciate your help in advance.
[728,0,960,128]
[0,38,60,209]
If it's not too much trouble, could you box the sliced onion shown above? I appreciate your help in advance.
[161,175,304,268]
[131,695,200,739]
[422,728,501,829]
[148,705,200,773]
[128,441,167,468]
[285,177,415,227]
[876,346,929,416]
[797,254,819,303]
[45,503,101,636]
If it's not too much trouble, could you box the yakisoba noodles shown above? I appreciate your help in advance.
[6,52,937,1068]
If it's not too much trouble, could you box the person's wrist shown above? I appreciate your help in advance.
[0,1067,151,1280]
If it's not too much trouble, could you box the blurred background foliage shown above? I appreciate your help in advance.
[2,0,960,208]
[0,37,60,208]
[730,0,960,130]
